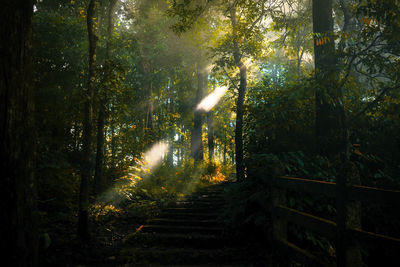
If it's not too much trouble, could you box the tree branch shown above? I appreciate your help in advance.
[349,85,398,123]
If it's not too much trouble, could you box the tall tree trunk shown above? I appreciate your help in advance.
[110,123,116,174]
[230,5,247,180]
[94,0,117,196]
[297,47,304,77]
[145,79,154,130]
[78,0,98,244]
[94,98,106,195]
[223,142,227,164]
[0,1,38,265]
[191,63,207,161]
[207,111,214,161]
[313,0,346,161]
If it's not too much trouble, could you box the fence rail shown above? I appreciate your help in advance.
[268,162,400,267]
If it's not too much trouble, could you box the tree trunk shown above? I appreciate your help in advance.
[110,123,116,175]
[145,79,154,130]
[313,0,346,161]
[94,0,117,196]
[223,142,227,164]
[94,98,106,195]
[230,5,247,180]
[207,111,214,161]
[0,1,38,265]
[235,62,246,179]
[191,63,207,161]
[78,0,98,244]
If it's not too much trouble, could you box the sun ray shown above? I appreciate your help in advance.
[196,86,227,112]
[143,141,169,170]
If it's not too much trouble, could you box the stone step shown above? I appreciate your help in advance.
[118,247,251,265]
[172,201,224,209]
[184,196,225,204]
[162,207,219,214]
[191,191,225,197]
[148,218,221,227]
[158,211,219,220]
[124,232,225,249]
[140,224,224,235]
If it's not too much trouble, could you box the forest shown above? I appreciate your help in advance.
[1,0,400,266]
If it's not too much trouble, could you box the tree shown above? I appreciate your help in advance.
[94,0,118,196]
[272,0,313,78]
[191,62,208,161]
[0,0,38,265]
[207,109,215,161]
[78,0,98,243]
[313,0,346,160]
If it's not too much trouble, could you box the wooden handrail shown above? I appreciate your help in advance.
[348,184,400,206]
[278,239,335,267]
[350,228,400,249]
[277,176,336,197]
[275,205,337,240]
[276,176,400,206]
[269,173,400,267]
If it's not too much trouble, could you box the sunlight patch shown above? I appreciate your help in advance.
[196,86,227,112]
[144,141,169,170]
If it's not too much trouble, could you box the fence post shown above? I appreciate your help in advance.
[336,161,362,267]
[271,163,287,243]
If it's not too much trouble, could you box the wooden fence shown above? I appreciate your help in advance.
[267,161,400,267]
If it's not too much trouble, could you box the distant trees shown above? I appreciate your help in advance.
[1,0,38,265]
[168,0,270,179]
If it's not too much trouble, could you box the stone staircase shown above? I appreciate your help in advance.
[117,182,270,266]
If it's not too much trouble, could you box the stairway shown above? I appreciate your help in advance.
[117,182,266,266]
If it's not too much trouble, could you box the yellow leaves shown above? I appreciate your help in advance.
[329,245,336,257]
[384,96,400,104]
[360,17,378,26]
[79,7,86,19]
[92,204,121,219]
[315,37,331,46]
[128,124,136,131]
[353,149,363,156]
[136,225,144,232]
[341,32,350,40]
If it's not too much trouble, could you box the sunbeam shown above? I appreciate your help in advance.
[196,86,227,112]
[143,141,169,170]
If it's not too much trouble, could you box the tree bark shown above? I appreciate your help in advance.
[207,110,214,161]
[313,0,346,161]
[0,1,38,265]
[94,0,117,196]
[230,5,247,180]
[94,97,106,195]
[223,142,227,164]
[78,0,98,244]
[146,79,154,130]
[191,63,207,161]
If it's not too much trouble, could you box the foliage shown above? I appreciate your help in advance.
[29,0,400,265]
